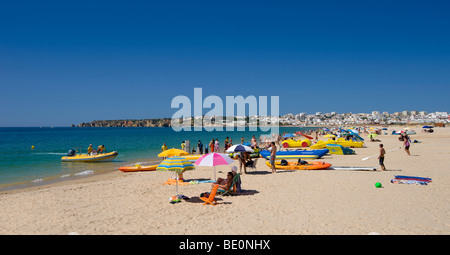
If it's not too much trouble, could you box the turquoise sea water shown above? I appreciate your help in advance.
[0,126,318,190]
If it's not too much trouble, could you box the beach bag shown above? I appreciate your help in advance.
[280,159,288,166]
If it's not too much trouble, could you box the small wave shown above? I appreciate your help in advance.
[74,170,94,176]
[32,152,67,155]
[32,179,43,183]
[60,174,71,178]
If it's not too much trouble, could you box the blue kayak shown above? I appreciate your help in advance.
[260,149,328,159]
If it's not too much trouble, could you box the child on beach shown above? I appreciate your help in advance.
[378,144,386,171]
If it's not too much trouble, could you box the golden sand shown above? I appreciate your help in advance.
[1,126,449,234]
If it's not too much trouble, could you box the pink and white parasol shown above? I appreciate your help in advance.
[194,153,234,180]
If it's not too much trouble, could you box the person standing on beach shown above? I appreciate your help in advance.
[270,142,277,173]
[378,144,386,171]
[161,142,168,152]
[403,134,411,156]
[214,139,219,152]
[198,140,203,154]
[224,137,229,153]
[209,139,215,153]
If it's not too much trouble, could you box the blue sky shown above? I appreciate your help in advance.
[1,0,449,126]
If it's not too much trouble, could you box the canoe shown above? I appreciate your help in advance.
[259,149,328,160]
[265,160,332,170]
[61,151,118,162]
[281,139,312,148]
[119,164,158,172]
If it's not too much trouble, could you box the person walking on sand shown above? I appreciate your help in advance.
[378,144,386,171]
[270,142,277,173]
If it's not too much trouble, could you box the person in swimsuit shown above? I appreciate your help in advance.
[378,144,386,171]
[403,134,411,156]
[212,171,235,190]
[270,142,277,173]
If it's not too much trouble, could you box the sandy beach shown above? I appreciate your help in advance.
[1,126,449,235]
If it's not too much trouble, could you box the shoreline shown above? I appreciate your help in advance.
[1,125,448,235]
[0,124,440,194]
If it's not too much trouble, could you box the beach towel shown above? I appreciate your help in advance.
[163,178,190,185]
[391,175,432,185]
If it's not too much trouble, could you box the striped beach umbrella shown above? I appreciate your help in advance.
[226,144,254,153]
[157,156,195,195]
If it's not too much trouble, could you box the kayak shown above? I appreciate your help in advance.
[259,148,328,160]
[265,160,332,170]
[61,151,118,162]
[119,164,158,172]
[281,139,312,148]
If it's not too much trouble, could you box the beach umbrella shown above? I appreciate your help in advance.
[422,125,433,128]
[283,133,295,138]
[382,128,388,130]
[368,133,378,139]
[158,148,189,158]
[226,144,254,153]
[157,156,195,195]
[194,153,234,180]
[324,134,336,138]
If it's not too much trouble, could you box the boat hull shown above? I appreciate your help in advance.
[119,164,158,172]
[266,160,332,170]
[260,149,328,159]
[61,151,118,162]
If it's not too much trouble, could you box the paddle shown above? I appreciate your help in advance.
[361,147,402,161]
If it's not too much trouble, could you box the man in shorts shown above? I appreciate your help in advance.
[270,142,277,173]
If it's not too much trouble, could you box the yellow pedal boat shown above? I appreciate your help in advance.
[61,151,118,162]
[281,139,312,148]
[310,138,364,149]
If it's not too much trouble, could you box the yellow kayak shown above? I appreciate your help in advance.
[61,151,118,162]
[119,164,158,172]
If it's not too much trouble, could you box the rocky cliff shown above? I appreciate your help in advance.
[75,118,173,127]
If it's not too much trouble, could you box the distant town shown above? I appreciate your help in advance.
[277,110,449,126]
[75,110,449,128]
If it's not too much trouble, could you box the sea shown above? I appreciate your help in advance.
[0,126,319,191]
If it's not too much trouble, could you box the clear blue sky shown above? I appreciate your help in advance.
[1,0,449,126]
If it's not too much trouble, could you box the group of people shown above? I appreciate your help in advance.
[87,144,106,155]
[377,132,413,171]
